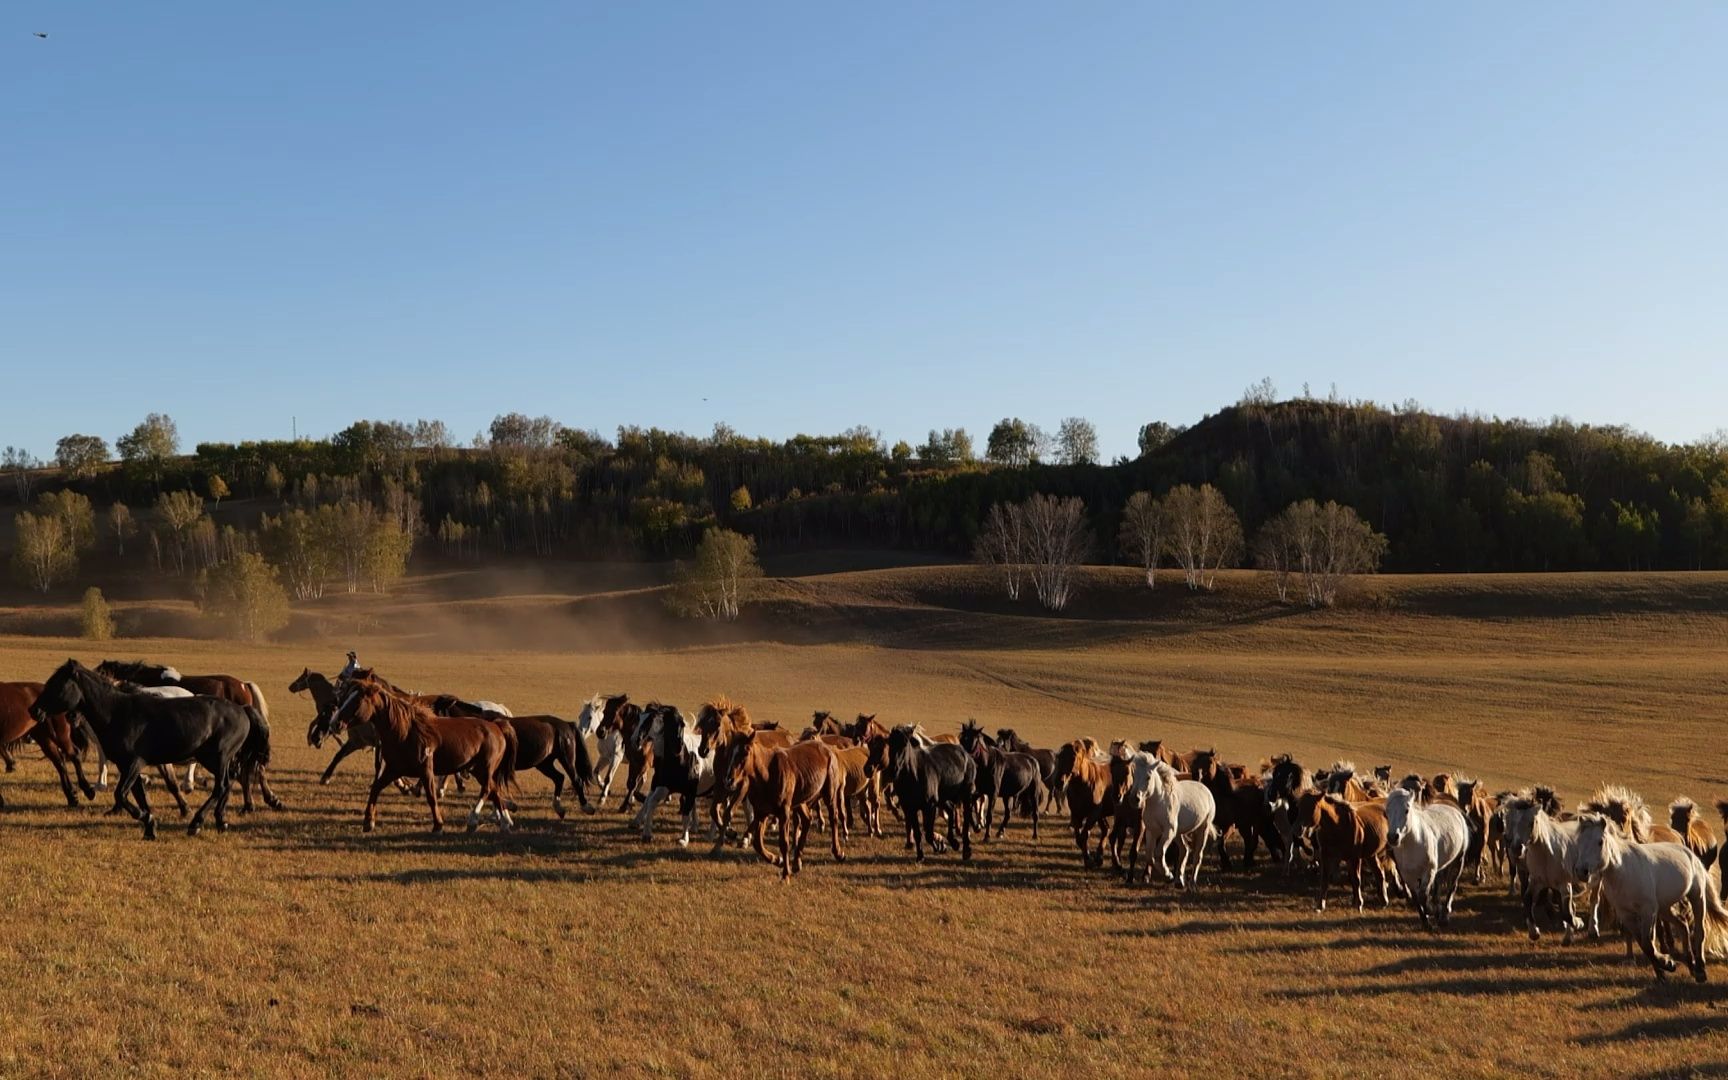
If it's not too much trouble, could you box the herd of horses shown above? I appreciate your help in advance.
[4,652,1728,983]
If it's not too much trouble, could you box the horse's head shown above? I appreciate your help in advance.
[862,732,890,777]
[1188,748,1220,783]
[1384,787,1416,846]
[288,668,314,695]
[1571,813,1613,880]
[719,729,767,794]
[576,692,610,738]
[958,719,988,753]
[1127,750,1161,802]
[328,682,386,739]
[31,659,86,724]
[995,727,1021,751]
[1054,740,1084,782]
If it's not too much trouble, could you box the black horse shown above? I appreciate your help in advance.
[31,660,265,840]
[995,727,1062,812]
[869,724,977,861]
[959,721,1045,840]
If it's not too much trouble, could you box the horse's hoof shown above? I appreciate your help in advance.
[266,799,284,811]
[179,783,193,794]
[1316,901,1326,912]
[582,805,597,816]
[187,823,201,837]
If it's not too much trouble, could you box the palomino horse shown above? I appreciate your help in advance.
[1121,753,1215,888]
[868,724,976,861]
[957,721,1044,840]
[1501,788,1601,944]
[0,680,95,809]
[1296,791,1395,912]
[1573,813,1728,983]
[1385,786,1469,931]
[327,682,517,833]
[31,660,264,839]
[720,730,846,880]
[1579,784,1684,845]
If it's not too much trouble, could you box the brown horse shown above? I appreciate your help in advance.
[501,714,594,818]
[0,681,96,809]
[1056,738,1121,867]
[996,728,1062,812]
[1670,798,1721,872]
[329,682,517,833]
[1296,792,1395,912]
[1189,748,1282,870]
[592,697,649,811]
[698,697,787,840]
[720,730,845,880]
[1453,777,1498,883]
[827,743,882,841]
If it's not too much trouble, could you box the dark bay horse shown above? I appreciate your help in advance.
[31,660,262,839]
[97,659,282,811]
[958,721,1044,840]
[502,713,595,818]
[868,725,976,861]
[292,668,381,784]
[328,681,517,833]
[0,680,96,809]
[1189,749,1282,870]
[995,727,1061,812]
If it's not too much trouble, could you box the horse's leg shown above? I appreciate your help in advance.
[33,728,81,808]
[537,761,566,819]
[181,763,198,794]
[0,745,13,772]
[114,759,153,839]
[488,759,513,831]
[778,804,794,882]
[1527,882,1546,942]
[1123,819,1143,886]
[1413,869,1435,930]
[959,798,973,862]
[363,767,399,833]
[187,761,227,836]
[253,764,283,811]
[1437,859,1463,927]
[996,794,1011,840]
[1316,847,1333,912]
[1350,856,1368,913]
[321,741,361,782]
[827,784,845,864]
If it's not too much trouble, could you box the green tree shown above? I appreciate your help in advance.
[986,418,1042,467]
[362,515,414,593]
[80,586,116,641]
[116,413,180,487]
[11,511,76,593]
[154,490,206,574]
[36,490,96,553]
[263,463,286,501]
[1136,421,1185,458]
[259,508,336,600]
[668,528,763,620]
[1055,417,1099,465]
[199,552,291,643]
[55,434,110,480]
[207,474,230,507]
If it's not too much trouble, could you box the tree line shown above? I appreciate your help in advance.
[7,391,1728,581]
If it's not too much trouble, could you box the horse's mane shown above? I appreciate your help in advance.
[1717,798,1728,827]
[1530,785,1561,816]
[1580,784,1652,841]
[1670,797,1701,833]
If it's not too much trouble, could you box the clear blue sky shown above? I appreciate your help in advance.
[4,3,1725,460]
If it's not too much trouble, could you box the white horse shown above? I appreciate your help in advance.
[1501,792,1599,944]
[1385,787,1469,930]
[631,705,715,846]
[1123,752,1216,888]
[577,692,628,803]
[1574,813,1728,982]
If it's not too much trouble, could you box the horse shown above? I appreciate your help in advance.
[868,724,976,861]
[1385,785,1469,931]
[632,704,715,846]
[1579,784,1684,845]
[1262,754,1312,872]
[1121,753,1215,888]
[0,680,96,809]
[1316,761,1378,803]
[96,659,282,810]
[720,730,846,880]
[31,660,263,839]
[824,742,882,841]
[1668,798,1721,873]
[1296,791,1394,912]
[1188,748,1282,870]
[293,668,381,784]
[1452,776,1498,883]
[958,721,1045,840]
[995,728,1061,812]
[1055,738,1121,868]
[697,697,789,841]
[1498,786,1607,943]
[1573,813,1728,983]
[577,693,642,808]
[327,681,517,833]
[500,713,595,818]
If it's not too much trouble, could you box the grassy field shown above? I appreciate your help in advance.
[1,567,1726,1078]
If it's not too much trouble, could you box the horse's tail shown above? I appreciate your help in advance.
[1701,874,1728,960]
[240,705,273,771]
[493,720,519,792]
[243,681,270,723]
[560,720,594,785]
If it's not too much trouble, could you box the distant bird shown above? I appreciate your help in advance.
[33,32,48,38]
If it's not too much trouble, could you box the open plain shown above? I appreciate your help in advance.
[1,566,1725,1079]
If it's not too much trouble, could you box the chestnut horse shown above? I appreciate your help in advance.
[1296,792,1395,912]
[721,730,846,880]
[329,682,517,833]
[1055,738,1121,868]
[0,681,96,809]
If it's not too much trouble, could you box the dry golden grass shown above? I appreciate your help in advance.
[1,567,1726,1078]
